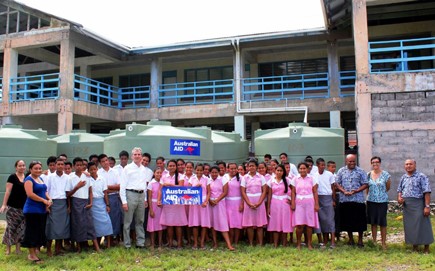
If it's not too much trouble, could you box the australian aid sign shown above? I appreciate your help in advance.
[161,186,202,205]
[170,139,200,156]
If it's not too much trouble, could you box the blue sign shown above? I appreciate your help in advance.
[170,139,200,156]
[161,186,202,205]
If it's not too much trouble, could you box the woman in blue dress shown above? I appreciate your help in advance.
[366,156,391,250]
[21,161,52,264]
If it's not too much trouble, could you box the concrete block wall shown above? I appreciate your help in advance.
[371,90,435,199]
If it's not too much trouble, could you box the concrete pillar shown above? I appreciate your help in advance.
[150,57,162,108]
[58,39,75,135]
[59,39,75,100]
[330,110,341,128]
[352,0,372,170]
[2,45,18,108]
[233,40,242,106]
[327,40,340,98]
[250,121,260,153]
[234,115,246,140]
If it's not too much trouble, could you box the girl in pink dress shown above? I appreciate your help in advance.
[183,161,194,246]
[147,167,166,249]
[258,162,272,184]
[209,166,234,250]
[291,162,320,250]
[237,164,246,176]
[188,163,211,249]
[267,164,292,247]
[226,163,243,245]
[158,160,187,249]
[241,159,268,246]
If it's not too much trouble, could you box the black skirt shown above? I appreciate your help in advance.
[339,202,367,232]
[21,213,47,248]
[366,201,388,227]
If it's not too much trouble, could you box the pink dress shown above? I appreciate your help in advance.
[184,174,193,219]
[159,173,188,226]
[226,175,243,229]
[241,173,268,227]
[209,176,229,232]
[147,179,166,232]
[267,178,293,233]
[188,175,211,228]
[291,175,319,228]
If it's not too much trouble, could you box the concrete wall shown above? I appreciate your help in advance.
[371,90,435,199]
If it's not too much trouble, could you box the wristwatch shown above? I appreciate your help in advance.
[425,205,430,208]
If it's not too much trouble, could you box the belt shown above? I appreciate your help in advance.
[126,189,144,194]
[211,197,225,201]
[296,194,313,200]
[272,195,289,200]
[109,192,119,195]
[247,193,261,197]
[226,196,241,200]
[151,199,158,202]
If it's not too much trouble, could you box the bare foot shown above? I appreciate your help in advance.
[15,250,22,255]
[296,245,301,250]
[227,246,235,251]
[308,245,313,250]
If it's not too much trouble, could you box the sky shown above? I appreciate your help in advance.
[16,0,325,48]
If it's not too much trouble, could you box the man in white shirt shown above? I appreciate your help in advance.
[280,152,298,176]
[314,158,336,248]
[120,147,153,249]
[113,150,129,177]
[98,154,122,243]
[45,158,70,256]
[67,157,99,253]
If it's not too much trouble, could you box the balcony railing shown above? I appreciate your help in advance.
[339,71,356,97]
[74,75,150,108]
[74,75,118,107]
[241,73,329,102]
[9,73,60,102]
[369,36,435,73]
[158,79,233,107]
[118,86,150,109]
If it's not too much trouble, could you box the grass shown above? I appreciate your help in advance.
[1,214,434,271]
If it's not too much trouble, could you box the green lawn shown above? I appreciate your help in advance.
[1,214,434,271]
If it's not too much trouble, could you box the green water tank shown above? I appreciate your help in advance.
[51,130,105,160]
[0,125,57,218]
[104,120,214,168]
[212,130,249,164]
[254,123,345,166]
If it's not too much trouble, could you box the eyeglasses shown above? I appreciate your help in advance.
[371,161,380,164]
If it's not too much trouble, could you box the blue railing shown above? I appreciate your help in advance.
[369,36,435,73]
[9,73,60,102]
[241,73,329,102]
[74,75,150,108]
[119,86,150,109]
[158,79,233,107]
[74,75,119,107]
[339,71,355,97]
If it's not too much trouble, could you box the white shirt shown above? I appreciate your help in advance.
[98,167,120,195]
[315,170,335,195]
[46,172,70,199]
[311,165,319,175]
[69,172,92,199]
[91,176,108,199]
[290,163,298,176]
[120,162,153,204]
[113,164,125,179]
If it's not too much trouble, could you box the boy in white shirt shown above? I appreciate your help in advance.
[67,157,100,253]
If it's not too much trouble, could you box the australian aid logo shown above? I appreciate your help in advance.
[170,139,201,156]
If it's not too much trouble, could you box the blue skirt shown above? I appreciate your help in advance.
[92,198,113,238]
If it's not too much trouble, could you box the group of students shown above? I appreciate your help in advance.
[2,149,346,264]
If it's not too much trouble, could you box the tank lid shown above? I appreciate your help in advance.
[147,119,172,126]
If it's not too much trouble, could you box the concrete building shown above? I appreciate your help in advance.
[1,0,434,198]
